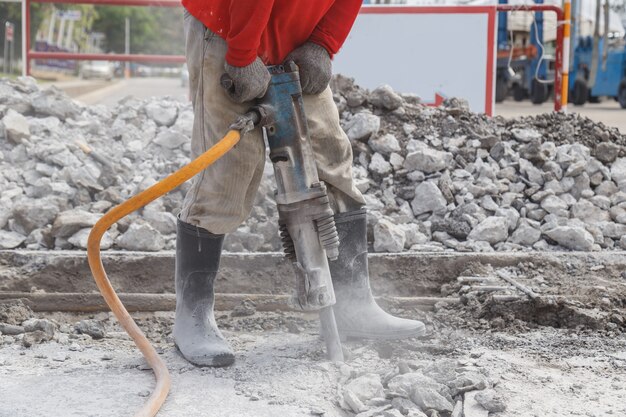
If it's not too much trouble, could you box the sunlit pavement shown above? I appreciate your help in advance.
[496,99,626,134]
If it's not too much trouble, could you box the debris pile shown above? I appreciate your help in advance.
[337,357,504,417]
[1,76,626,253]
[434,264,626,334]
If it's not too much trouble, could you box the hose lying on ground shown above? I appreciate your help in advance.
[86,115,255,417]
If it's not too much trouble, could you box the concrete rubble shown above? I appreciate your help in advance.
[0,299,516,417]
[2,76,626,253]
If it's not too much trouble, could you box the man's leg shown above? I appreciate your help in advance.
[175,11,265,367]
[303,87,426,340]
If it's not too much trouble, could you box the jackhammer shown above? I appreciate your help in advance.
[87,62,343,417]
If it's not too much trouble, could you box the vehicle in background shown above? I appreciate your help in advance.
[181,63,189,87]
[135,65,152,77]
[494,0,553,105]
[79,61,114,80]
[569,35,626,108]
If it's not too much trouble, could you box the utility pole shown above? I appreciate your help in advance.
[56,14,65,47]
[21,0,26,75]
[4,22,15,74]
[125,17,130,78]
[47,11,56,45]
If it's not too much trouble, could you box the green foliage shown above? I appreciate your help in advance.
[0,4,184,60]
[91,7,184,55]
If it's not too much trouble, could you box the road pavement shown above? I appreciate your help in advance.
[495,99,626,133]
[72,77,189,106]
[62,77,626,134]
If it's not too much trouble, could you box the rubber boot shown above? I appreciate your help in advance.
[173,219,235,367]
[329,209,426,340]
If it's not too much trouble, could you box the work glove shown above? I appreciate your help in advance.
[286,42,332,95]
[223,57,271,103]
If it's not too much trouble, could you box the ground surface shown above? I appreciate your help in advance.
[1,307,626,417]
[495,99,626,134]
[49,77,626,133]
[4,77,625,416]
[3,251,626,416]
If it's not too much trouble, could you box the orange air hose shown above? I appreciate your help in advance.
[86,129,242,417]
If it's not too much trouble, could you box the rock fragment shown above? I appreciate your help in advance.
[468,217,509,245]
[343,374,385,405]
[3,109,30,143]
[369,85,403,110]
[116,222,165,251]
[411,182,447,217]
[345,112,380,141]
[474,389,506,412]
[75,319,106,340]
[374,219,406,252]
[410,387,454,413]
[0,230,26,249]
[544,226,595,251]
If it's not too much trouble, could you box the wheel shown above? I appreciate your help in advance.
[513,83,526,101]
[495,77,508,103]
[619,80,626,109]
[530,80,548,104]
[572,79,588,106]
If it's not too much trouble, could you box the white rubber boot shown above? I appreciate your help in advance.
[329,209,426,340]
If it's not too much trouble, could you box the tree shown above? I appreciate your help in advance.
[91,6,184,55]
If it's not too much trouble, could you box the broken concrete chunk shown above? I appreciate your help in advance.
[467,217,509,245]
[374,218,406,253]
[144,101,178,127]
[3,109,30,143]
[544,226,595,251]
[0,230,26,249]
[115,222,165,251]
[410,387,454,413]
[75,319,106,340]
[447,372,488,395]
[344,373,385,405]
[345,112,381,141]
[463,391,489,417]
[23,318,57,338]
[411,182,447,217]
[369,85,403,110]
[474,389,506,412]
[404,145,454,173]
[51,209,101,238]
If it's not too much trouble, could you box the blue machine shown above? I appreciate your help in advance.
[569,36,626,108]
[495,0,553,104]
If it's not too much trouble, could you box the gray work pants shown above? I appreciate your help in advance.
[180,11,365,234]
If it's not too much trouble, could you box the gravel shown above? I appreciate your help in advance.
[2,75,626,253]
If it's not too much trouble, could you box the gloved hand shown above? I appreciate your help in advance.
[286,42,332,95]
[223,57,271,103]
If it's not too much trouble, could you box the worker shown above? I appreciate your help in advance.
[175,0,426,367]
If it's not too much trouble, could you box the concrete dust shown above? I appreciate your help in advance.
[1,308,625,416]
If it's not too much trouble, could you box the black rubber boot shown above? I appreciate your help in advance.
[173,219,235,367]
[329,209,426,340]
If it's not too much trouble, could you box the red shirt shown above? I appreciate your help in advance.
[182,0,362,66]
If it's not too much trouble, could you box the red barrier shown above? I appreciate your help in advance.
[25,0,184,75]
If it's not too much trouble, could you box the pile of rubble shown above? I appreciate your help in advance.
[0,299,105,349]
[337,358,504,417]
[1,76,625,253]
